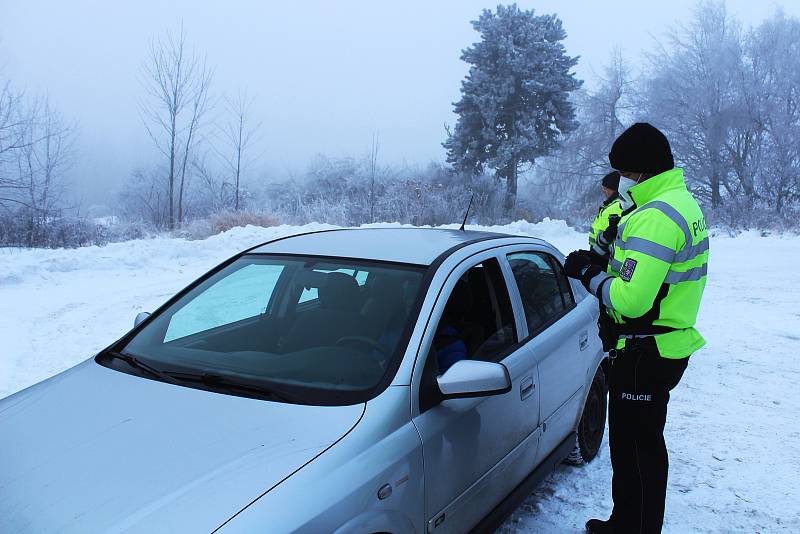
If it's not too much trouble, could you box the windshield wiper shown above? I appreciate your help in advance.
[105,351,184,386]
[186,372,304,404]
[105,353,304,403]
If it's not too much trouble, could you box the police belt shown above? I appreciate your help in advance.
[608,326,678,359]
[615,324,678,337]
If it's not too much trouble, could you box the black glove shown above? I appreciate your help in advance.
[564,250,593,279]
[597,214,620,249]
[588,248,609,268]
[597,226,614,249]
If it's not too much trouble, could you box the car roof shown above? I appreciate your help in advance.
[247,227,541,265]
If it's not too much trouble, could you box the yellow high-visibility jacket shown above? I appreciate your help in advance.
[584,168,708,358]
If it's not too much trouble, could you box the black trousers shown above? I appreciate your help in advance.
[607,337,688,534]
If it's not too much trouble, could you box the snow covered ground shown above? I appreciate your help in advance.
[1,221,799,533]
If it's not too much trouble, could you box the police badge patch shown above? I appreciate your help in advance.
[620,258,637,281]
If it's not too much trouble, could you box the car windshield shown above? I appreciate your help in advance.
[114,255,425,405]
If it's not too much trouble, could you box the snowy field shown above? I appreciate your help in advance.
[1,221,799,533]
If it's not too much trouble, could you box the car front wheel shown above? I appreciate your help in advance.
[566,364,607,465]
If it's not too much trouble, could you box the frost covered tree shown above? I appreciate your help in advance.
[0,92,74,217]
[0,81,28,178]
[641,1,745,208]
[215,91,261,211]
[444,4,581,212]
[140,25,213,229]
[0,90,77,247]
[367,131,379,223]
[16,99,75,221]
[533,50,634,222]
[747,12,800,213]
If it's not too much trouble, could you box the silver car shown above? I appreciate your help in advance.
[0,228,608,533]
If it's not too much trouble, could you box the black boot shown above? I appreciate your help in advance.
[585,518,617,534]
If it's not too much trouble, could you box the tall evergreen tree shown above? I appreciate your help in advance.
[444,4,581,212]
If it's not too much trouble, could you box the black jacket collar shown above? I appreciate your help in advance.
[602,191,620,207]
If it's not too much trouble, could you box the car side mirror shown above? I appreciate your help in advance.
[134,311,151,328]
[436,360,512,399]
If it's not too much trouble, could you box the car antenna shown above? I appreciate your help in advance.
[459,193,474,231]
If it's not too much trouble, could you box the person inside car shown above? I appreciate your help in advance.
[433,280,472,374]
[434,324,467,374]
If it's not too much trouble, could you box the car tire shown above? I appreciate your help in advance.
[565,364,607,465]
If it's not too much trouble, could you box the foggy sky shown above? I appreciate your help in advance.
[2,0,798,206]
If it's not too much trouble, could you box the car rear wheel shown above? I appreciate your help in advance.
[566,364,607,465]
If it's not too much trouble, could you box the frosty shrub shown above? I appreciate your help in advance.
[181,211,282,240]
[707,198,800,234]
[252,162,511,227]
[0,211,108,249]
[207,211,281,234]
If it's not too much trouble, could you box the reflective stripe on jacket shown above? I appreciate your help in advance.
[589,168,708,359]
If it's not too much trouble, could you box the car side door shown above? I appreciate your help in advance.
[410,250,540,534]
[504,249,590,460]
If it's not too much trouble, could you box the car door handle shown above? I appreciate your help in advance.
[520,375,535,400]
[579,331,589,351]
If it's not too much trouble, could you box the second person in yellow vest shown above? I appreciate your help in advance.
[589,171,623,258]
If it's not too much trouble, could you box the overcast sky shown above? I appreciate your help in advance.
[3,0,798,206]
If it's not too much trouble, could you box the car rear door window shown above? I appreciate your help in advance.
[507,252,574,337]
[547,254,576,308]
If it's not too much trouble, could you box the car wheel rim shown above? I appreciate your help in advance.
[581,380,605,455]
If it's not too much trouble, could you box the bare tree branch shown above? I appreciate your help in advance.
[138,23,214,229]
[214,90,261,211]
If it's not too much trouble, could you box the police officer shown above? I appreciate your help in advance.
[589,171,623,258]
[564,123,709,534]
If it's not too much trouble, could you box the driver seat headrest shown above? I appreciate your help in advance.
[319,272,361,311]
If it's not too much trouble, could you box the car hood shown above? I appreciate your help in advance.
[0,359,364,533]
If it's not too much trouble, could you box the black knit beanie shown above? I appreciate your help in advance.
[601,171,620,191]
[608,123,675,174]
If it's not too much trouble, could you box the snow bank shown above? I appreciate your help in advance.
[1,221,798,532]
[0,220,584,289]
